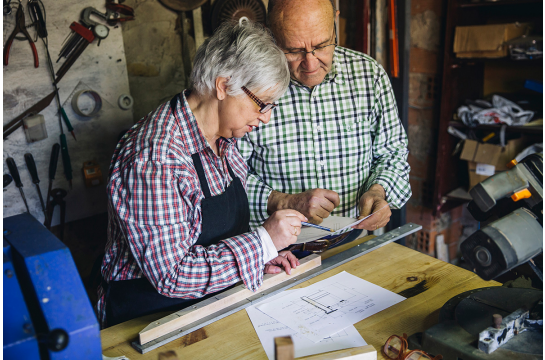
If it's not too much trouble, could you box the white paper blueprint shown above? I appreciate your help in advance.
[256,271,405,343]
[247,291,367,360]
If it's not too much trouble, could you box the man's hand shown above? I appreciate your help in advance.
[354,184,391,230]
[264,251,300,275]
[267,189,340,224]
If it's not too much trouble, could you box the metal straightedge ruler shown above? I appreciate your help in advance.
[132,223,422,354]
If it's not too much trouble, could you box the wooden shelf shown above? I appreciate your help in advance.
[449,121,543,134]
[453,57,543,65]
[459,0,543,8]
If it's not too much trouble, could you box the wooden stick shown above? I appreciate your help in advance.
[275,336,294,360]
[139,254,322,345]
[302,345,377,360]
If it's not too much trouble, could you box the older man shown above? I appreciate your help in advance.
[238,0,411,247]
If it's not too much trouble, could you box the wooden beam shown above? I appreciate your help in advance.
[274,336,294,360]
[302,345,377,360]
[139,254,322,345]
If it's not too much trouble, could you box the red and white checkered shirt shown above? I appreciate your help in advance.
[97,90,265,327]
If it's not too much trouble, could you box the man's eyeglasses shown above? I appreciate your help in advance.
[283,24,337,62]
[241,86,277,114]
[383,334,443,360]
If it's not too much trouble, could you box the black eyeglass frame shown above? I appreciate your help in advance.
[282,22,338,61]
[241,86,278,114]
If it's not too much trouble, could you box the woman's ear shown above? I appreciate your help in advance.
[215,77,229,101]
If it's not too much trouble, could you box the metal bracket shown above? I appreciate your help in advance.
[131,223,422,354]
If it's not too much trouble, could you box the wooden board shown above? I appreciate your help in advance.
[302,345,376,360]
[139,254,322,345]
[101,243,500,360]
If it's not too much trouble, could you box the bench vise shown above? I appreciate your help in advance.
[3,213,102,359]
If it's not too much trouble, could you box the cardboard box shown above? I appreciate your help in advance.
[460,139,527,188]
[454,23,529,58]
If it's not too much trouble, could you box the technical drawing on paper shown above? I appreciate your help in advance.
[300,285,367,314]
[256,271,405,343]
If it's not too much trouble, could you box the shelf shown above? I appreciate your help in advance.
[449,121,543,134]
[459,0,543,8]
[452,57,543,65]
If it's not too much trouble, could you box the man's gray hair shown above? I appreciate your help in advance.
[190,19,289,100]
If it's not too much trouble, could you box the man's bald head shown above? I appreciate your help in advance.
[267,0,336,40]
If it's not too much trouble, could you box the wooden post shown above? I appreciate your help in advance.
[274,336,294,360]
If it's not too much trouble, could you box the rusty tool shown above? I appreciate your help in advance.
[3,1,39,67]
[3,91,56,140]
[44,143,60,229]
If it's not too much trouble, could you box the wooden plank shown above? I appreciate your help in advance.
[300,345,376,360]
[101,243,499,360]
[275,336,294,360]
[138,254,322,345]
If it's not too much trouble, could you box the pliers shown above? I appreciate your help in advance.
[4,2,39,67]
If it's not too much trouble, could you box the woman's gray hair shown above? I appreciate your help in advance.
[190,19,290,100]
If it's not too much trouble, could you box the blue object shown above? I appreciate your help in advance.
[3,213,102,359]
[301,221,332,232]
[524,80,543,93]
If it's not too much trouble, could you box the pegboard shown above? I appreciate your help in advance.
[3,0,134,226]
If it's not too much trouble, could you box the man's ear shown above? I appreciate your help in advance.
[335,9,340,21]
[215,77,229,101]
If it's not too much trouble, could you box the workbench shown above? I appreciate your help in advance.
[100,235,500,359]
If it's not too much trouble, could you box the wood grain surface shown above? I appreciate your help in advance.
[101,240,499,360]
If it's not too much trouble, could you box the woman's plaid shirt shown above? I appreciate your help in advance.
[97,91,264,327]
[239,47,412,229]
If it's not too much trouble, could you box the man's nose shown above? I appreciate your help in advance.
[301,51,319,68]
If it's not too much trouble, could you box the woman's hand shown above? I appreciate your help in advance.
[264,251,300,275]
[263,209,307,251]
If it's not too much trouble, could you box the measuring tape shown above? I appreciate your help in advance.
[71,89,102,117]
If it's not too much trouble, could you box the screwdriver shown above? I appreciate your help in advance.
[6,157,30,213]
[60,134,73,189]
[24,153,47,218]
[45,143,60,228]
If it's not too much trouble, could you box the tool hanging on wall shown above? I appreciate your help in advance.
[46,188,67,241]
[24,153,47,221]
[6,157,30,213]
[3,91,56,140]
[3,1,39,67]
[54,3,135,85]
[44,143,60,229]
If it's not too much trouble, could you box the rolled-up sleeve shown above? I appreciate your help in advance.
[110,159,265,298]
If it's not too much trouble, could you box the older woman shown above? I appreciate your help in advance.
[97,20,307,328]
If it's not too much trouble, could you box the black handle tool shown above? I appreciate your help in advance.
[45,144,60,229]
[24,153,46,218]
[6,157,30,213]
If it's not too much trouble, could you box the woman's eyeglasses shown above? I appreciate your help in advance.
[383,334,443,360]
[241,86,277,114]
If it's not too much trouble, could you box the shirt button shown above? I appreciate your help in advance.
[316,125,322,132]
[320,160,326,167]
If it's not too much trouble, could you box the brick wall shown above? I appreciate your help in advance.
[407,0,466,262]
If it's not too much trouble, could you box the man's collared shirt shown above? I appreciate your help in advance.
[239,46,412,229]
[98,90,265,327]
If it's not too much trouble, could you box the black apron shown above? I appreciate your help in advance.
[103,94,251,327]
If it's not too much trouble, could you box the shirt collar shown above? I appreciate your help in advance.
[289,47,346,88]
[173,90,234,155]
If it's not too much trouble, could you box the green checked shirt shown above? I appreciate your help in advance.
[238,46,411,229]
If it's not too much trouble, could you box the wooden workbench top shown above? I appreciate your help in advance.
[101,237,499,359]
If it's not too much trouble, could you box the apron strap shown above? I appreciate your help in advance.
[191,153,212,198]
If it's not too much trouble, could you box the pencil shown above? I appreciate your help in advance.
[301,222,332,232]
